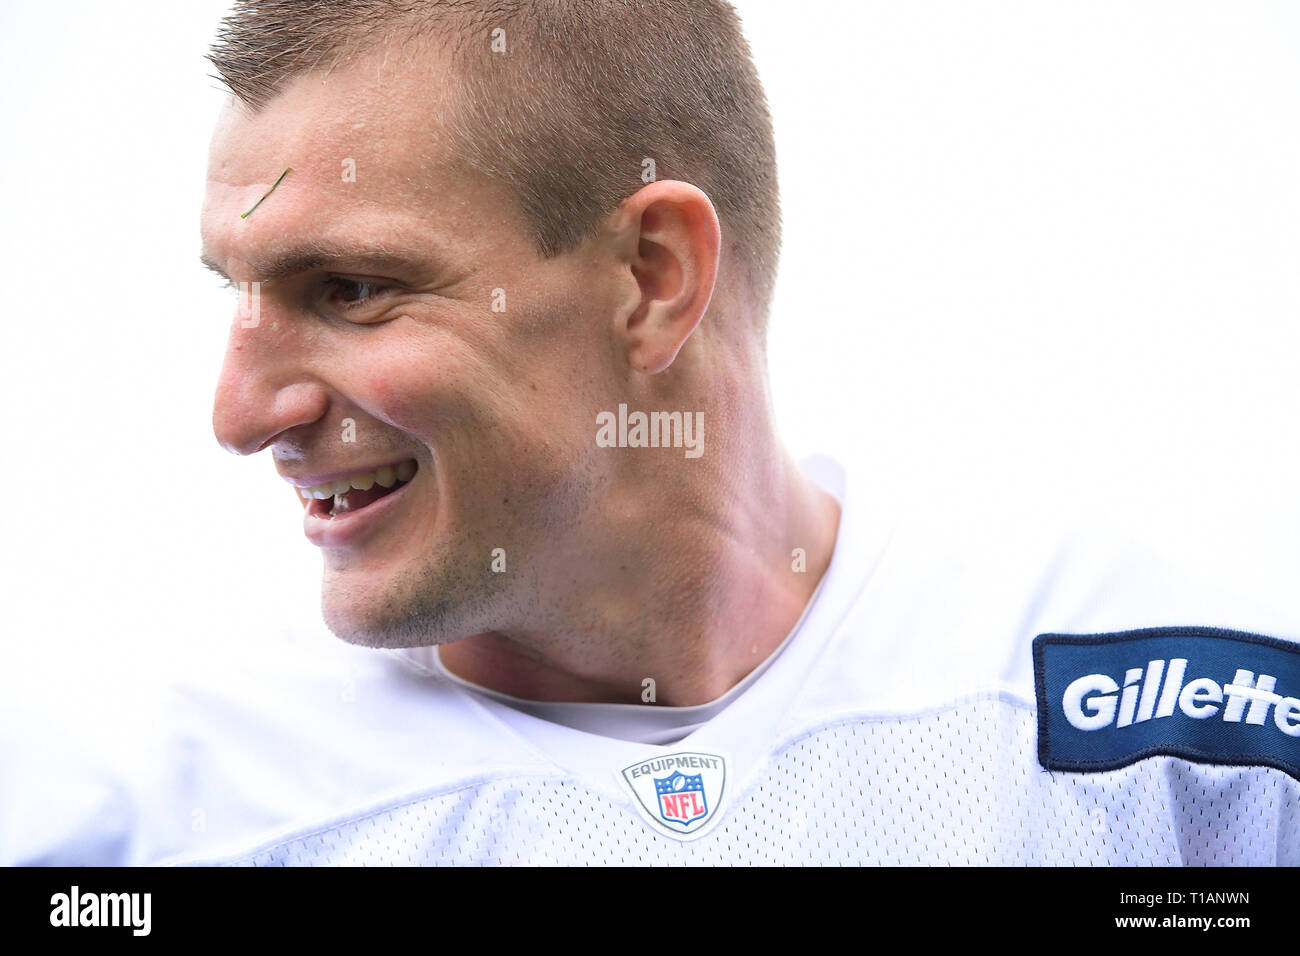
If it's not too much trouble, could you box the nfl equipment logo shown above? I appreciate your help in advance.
[655,771,708,826]
[621,751,727,840]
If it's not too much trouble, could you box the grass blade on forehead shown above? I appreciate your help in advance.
[240,166,292,220]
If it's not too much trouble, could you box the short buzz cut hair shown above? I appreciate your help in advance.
[206,0,782,332]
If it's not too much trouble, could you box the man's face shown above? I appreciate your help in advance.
[202,48,621,646]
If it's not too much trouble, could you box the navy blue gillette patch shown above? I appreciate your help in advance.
[1033,626,1300,781]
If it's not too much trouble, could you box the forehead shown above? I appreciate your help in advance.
[201,43,511,273]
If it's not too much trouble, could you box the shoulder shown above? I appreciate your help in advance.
[160,637,565,863]
[1,633,545,865]
[813,486,1300,715]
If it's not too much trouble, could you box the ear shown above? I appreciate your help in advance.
[611,180,721,375]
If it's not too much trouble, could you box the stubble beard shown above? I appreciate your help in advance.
[319,528,501,650]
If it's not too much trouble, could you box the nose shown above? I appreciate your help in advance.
[212,307,329,456]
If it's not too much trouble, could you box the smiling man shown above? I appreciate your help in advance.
[161,0,1300,866]
[199,0,837,709]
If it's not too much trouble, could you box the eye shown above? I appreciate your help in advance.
[321,276,389,313]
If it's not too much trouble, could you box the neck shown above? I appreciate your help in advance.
[438,433,842,706]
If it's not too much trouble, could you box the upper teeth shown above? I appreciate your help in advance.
[298,460,416,499]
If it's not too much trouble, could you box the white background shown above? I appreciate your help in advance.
[0,0,1295,707]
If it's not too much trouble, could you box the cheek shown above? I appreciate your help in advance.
[365,362,474,441]
[367,370,424,431]
[368,372,393,406]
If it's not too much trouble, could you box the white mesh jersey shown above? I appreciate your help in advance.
[8,456,1298,866]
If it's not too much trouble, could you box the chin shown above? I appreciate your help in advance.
[319,564,474,650]
[320,601,390,648]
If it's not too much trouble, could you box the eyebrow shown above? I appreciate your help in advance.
[199,240,438,284]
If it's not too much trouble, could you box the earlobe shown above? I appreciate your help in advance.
[619,181,721,376]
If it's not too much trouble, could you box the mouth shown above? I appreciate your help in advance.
[298,459,419,520]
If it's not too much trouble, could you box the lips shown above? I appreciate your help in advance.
[295,459,417,512]
[305,470,410,518]
[291,458,421,548]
